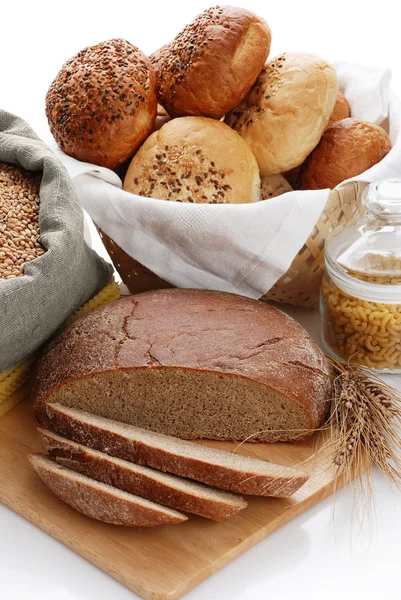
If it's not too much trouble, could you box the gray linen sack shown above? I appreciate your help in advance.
[0,110,113,371]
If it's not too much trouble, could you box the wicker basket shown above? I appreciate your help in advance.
[98,181,367,308]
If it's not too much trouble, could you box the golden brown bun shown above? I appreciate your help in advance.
[153,105,171,132]
[151,6,271,119]
[46,39,157,169]
[300,118,392,190]
[281,91,350,187]
[226,52,338,177]
[123,117,260,204]
[260,175,292,200]
[327,90,350,128]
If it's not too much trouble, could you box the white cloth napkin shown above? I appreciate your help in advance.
[55,62,401,300]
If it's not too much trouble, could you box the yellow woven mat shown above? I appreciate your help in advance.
[0,280,120,417]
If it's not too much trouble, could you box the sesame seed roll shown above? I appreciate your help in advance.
[123,117,260,204]
[45,39,157,169]
[150,6,271,119]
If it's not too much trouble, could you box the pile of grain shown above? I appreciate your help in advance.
[0,163,45,279]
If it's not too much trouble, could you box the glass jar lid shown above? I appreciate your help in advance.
[325,178,401,302]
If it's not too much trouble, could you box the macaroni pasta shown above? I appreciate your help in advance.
[322,274,401,370]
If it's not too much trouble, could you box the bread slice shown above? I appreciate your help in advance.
[28,454,186,526]
[38,429,247,520]
[42,403,309,497]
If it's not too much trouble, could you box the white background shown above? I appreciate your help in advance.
[1,1,401,599]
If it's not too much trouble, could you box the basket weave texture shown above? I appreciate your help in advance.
[98,181,367,308]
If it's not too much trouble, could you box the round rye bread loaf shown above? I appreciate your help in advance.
[32,289,331,442]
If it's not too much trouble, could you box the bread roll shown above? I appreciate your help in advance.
[226,52,338,176]
[327,90,350,128]
[123,117,260,204]
[281,91,349,188]
[300,118,392,190]
[153,105,171,132]
[151,6,271,119]
[283,166,302,189]
[260,175,292,199]
[282,91,350,188]
[46,39,157,169]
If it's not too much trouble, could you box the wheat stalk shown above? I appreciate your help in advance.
[231,358,401,501]
[228,357,401,506]
[326,358,401,490]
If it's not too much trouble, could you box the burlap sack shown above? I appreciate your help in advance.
[0,110,113,371]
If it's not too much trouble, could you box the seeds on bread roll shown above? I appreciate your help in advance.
[260,175,292,200]
[123,117,260,204]
[327,90,350,128]
[46,39,157,169]
[300,118,392,190]
[151,6,271,119]
[226,52,338,177]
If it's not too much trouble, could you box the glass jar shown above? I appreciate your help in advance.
[321,178,401,373]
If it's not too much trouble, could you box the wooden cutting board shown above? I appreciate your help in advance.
[0,389,364,600]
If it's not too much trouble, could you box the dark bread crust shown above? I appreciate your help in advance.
[46,39,157,169]
[301,118,392,190]
[151,6,271,119]
[39,404,309,497]
[32,289,331,443]
[39,428,248,520]
[28,453,186,526]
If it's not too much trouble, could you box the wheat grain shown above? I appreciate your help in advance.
[0,162,45,279]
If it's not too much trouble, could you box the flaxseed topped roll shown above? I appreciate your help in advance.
[46,39,157,169]
[123,116,260,204]
[151,6,271,119]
